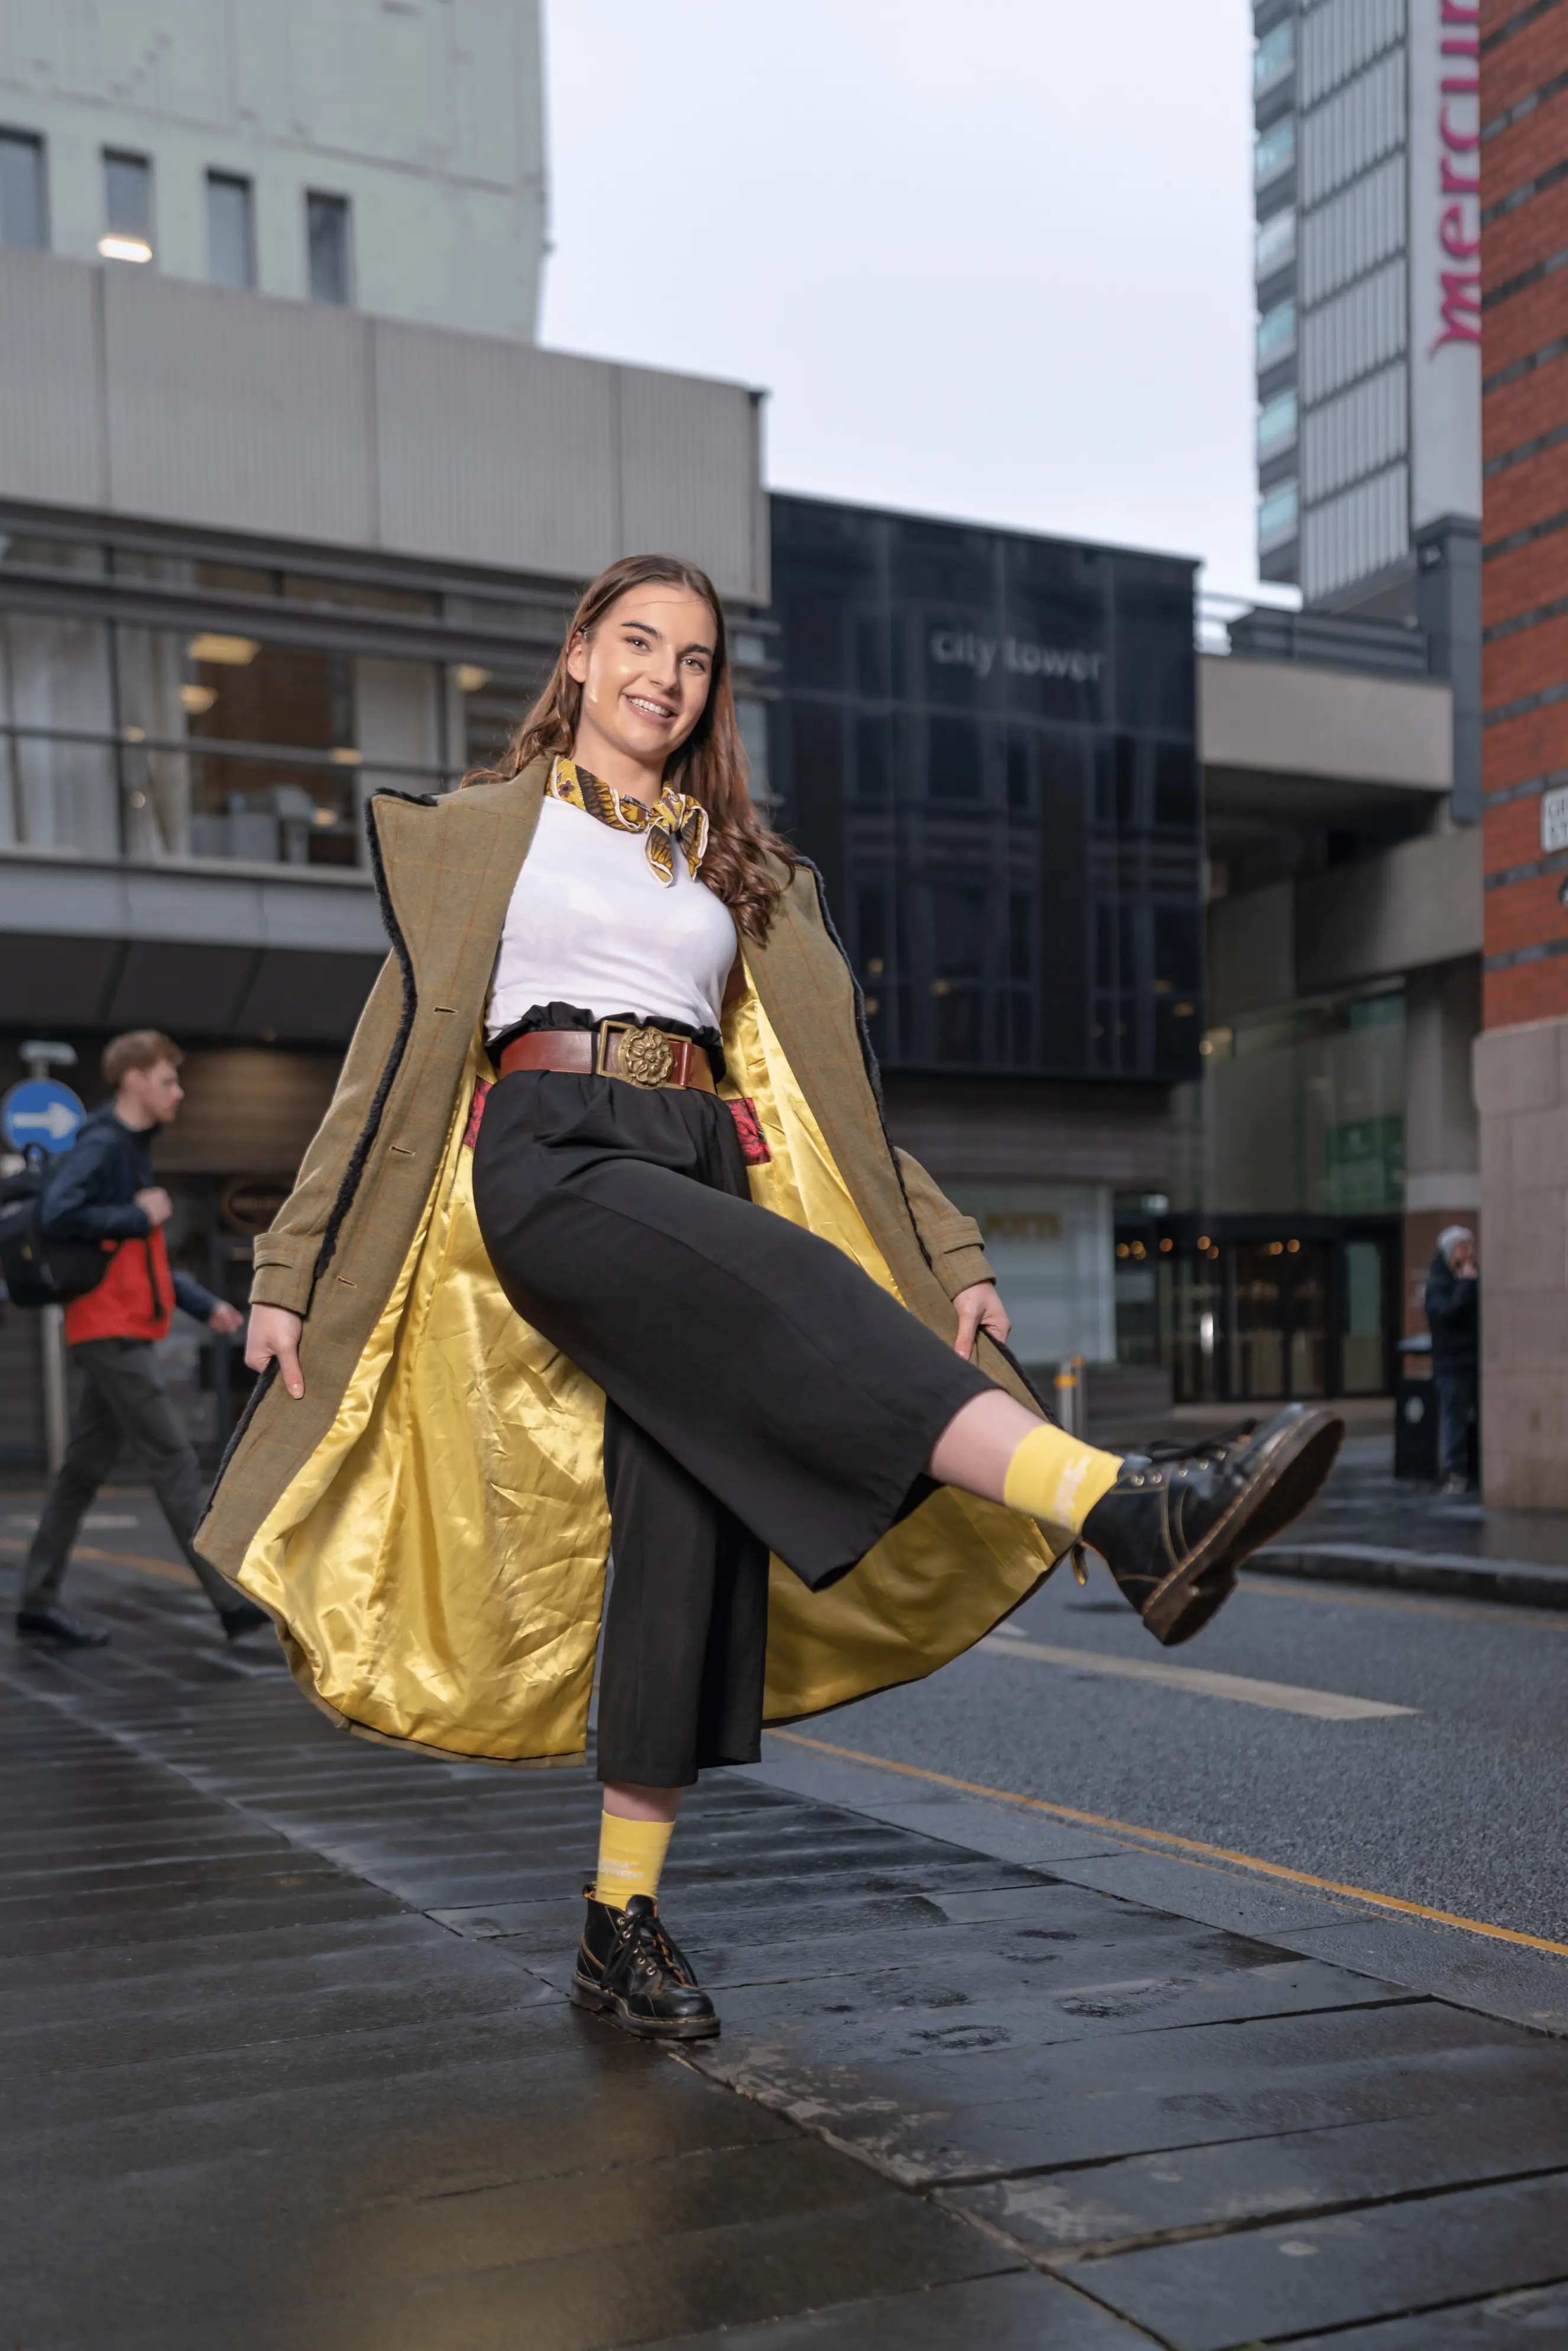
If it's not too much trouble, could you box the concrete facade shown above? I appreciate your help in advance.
[1475,1015,1568,1508]
[0,247,768,601]
[0,0,546,338]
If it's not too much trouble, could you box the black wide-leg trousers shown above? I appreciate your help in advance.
[472,1066,991,1787]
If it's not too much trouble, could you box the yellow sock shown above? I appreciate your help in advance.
[1003,1423,1123,1536]
[594,1811,673,1909]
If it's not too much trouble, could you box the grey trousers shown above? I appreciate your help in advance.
[21,1338,238,1620]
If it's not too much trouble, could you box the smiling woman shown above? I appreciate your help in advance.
[214,550,1341,2048]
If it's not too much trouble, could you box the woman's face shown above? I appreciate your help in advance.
[566,585,717,780]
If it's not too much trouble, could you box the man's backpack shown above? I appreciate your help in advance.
[0,1165,111,1308]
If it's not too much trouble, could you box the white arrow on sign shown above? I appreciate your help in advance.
[11,1103,81,1140]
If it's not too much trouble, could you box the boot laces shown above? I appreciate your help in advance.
[620,1906,691,1986]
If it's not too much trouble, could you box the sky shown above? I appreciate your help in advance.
[538,1,1279,607]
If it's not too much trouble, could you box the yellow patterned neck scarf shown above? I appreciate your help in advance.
[548,756,710,887]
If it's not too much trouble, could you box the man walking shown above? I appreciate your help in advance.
[16,1030,268,1647]
[1424,1225,1480,1496]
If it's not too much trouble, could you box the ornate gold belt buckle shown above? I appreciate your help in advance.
[598,1019,675,1089]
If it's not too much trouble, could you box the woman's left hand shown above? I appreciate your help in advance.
[951,1281,1010,1358]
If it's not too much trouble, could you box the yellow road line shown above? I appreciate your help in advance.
[766,1727,1568,1961]
[0,1533,189,1585]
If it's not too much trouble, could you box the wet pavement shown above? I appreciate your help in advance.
[1253,1435,1568,1608]
[4,1527,1568,2346]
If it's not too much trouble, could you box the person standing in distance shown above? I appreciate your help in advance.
[1425,1225,1479,1496]
[16,1031,270,1646]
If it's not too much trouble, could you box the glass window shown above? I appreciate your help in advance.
[0,128,45,249]
[101,150,153,264]
[1253,118,1295,189]
[927,714,983,801]
[206,171,254,289]
[1254,20,1294,95]
[1257,388,1299,457]
[0,613,117,854]
[306,192,351,305]
[1256,299,1297,366]
[1258,480,1300,551]
[1255,207,1295,280]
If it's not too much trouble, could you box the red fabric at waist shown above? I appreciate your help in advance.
[64,1229,174,1345]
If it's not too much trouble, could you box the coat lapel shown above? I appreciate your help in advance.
[370,762,547,1020]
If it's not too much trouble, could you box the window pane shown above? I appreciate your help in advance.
[1254,21,1294,94]
[0,129,45,249]
[307,192,351,305]
[1258,480,1300,550]
[1255,208,1295,279]
[0,613,117,853]
[928,714,982,801]
[1253,118,1295,188]
[1256,300,1297,365]
[1257,388,1298,456]
[206,172,254,289]
[103,150,151,235]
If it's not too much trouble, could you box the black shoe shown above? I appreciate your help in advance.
[1081,1403,1345,1648]
[571,1889,719,2042]
[15,1604,111,1647]
[220,1600,272,1642]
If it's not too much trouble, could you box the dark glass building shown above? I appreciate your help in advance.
[764,495,1203,1086]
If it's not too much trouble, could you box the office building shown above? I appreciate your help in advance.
[1253,0,1483,817]
[1473,0,1568,1507]
[0,1,546,336]
[764,496,1203,1390]
[0,2,766,1466]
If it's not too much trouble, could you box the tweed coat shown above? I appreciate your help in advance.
[196,759,1058,1762]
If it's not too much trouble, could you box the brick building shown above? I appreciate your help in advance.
[1474,0,1568,1504]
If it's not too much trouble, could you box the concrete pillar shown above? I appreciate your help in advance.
[1402,957,1480,1338]
[1473,1014,1568,1508]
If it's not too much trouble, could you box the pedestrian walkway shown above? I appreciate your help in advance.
[1256,1434,1568,1611]
[5,1550,1568,2347]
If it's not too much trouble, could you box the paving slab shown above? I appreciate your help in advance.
[5,1552,1568,2346]
[1058,2170,1568,2350]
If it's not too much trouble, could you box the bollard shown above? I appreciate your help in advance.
[1054,1355,1086,1440]
[41,1303,69,1474]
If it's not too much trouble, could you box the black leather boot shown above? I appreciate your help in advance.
[571,1890,719,2042]
[1080,1402,1343,1648]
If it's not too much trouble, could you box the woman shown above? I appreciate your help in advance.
[206,553,1340,2044]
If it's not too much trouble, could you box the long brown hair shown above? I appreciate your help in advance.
[463,553,795,944]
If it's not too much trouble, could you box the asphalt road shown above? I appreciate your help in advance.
[827,1556,1568,1946]
[7,1478,1566,1950]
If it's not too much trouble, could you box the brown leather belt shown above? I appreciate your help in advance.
[497,1020,715,1093]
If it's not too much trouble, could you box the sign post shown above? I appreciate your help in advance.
[3,1042,83,1475]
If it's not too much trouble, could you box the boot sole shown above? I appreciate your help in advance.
[1142,1409,1345,1647]
[569,1974,720,2042]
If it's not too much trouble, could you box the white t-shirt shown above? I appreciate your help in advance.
[485,792,738,1040]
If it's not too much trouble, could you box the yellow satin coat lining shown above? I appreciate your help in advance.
[237,976,1057,1763]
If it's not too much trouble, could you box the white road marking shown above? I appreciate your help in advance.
[980,1628,1415,1720]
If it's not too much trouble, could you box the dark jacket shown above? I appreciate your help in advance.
[1424,1250,1478,1376]
[43,1105,218,1324]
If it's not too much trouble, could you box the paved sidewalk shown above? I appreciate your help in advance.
[1252,1436,1568,1611]
[4,1555,1568,2347]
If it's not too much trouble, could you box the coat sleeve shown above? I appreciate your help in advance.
[40,1128,149,1242]
[893,1149,994,1300]
[250,954,405,1317]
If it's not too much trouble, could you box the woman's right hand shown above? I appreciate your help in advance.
[246,1305,306,1398]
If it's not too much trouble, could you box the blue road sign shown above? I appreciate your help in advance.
[2,1079,86,1155]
